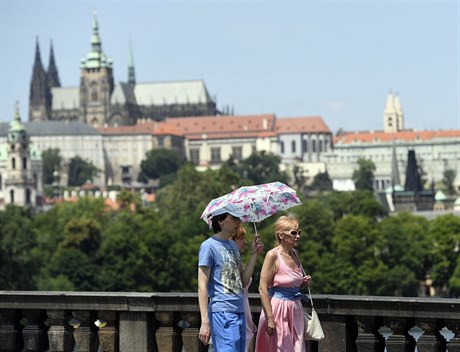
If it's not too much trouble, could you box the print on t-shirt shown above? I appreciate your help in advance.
[220,246,242,295]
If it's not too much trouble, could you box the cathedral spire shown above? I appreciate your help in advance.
[80,11,112,69]
[128,39,136,85]
[47,40,61,88]
[29,37,50,121]
[91,11,102,53]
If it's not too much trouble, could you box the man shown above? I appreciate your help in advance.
[198,204,252,351]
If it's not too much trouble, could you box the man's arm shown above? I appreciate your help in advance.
[198,266,211,345]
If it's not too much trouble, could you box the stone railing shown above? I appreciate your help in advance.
[0,291,459,352]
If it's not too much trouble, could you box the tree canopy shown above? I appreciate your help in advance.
[1,162,459,298]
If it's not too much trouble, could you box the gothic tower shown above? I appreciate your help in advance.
[47,40,61,89]
[79,12,114,127]
[384,91,404,133]
[29,38,50,121]
[4,104,36,207]
[128,39,136,85]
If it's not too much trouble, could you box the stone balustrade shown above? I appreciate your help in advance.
[0,291,459,352]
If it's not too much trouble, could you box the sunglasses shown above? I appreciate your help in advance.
[283,229,302,237]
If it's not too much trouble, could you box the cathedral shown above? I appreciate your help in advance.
[28,13,220,127]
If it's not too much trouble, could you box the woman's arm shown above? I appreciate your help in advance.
[258,249,277,335]
[241,235,263,287]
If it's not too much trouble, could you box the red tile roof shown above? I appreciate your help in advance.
[164,114,278,140]
[334,129,460,145]
[275,116,330,134]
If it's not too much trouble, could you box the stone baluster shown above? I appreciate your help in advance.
[415,319,446,352]
[71,310,98,352]
[384,317,416,352]
[46,309,74,352]
[445,320,460,352]
[0,309,23,352]
[155,311,182,352]
[179,312,207,352]
[355,316,385,352]
[21,309,48,352]
[96,311,118,352]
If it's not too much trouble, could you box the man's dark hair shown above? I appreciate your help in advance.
[211,213,229,233]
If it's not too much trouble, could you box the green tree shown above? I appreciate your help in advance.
[352,158,376,191]
[442,169,457,195]
[233,151,289,185]
[310,171,333,191]
[0,206,39,290]
[68,156,100,186]
[41,148,62,185]
[325,190,387,221]
[375,212,431,296]
[139,148,185,187]
[428,214,460,295]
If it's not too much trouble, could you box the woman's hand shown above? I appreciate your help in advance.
[252,235,264,255]
[303,275,312,286]
[266,316,276,336]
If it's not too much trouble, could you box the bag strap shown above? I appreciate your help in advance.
[292,249,315,309]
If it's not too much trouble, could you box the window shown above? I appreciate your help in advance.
[291,141,296,153]
[22,157,27,170]
[190,149,200,165]
[211,147,221,164]
[302,140,307,153]
[280,141,285,154]
[10,190,14,204]
[11,157,16,170]
[232,146,243,161]
[319,140,323,152]
[26,189,31,204]
[312,140,316,153]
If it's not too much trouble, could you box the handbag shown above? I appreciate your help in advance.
[304,286,325,341]
[292,250,325,341]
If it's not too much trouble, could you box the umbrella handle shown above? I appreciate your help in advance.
[253,222,259,237]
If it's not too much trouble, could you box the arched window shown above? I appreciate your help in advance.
[22,157,27,170]
[12,157,16,169]
[10,189,14,204]
[26,189,31,204]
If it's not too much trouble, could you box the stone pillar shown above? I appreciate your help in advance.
[46,309,74,352]
[71,310,98,352]
[154,311,181,352]
[22,309,48,352]
[0,309,23,352]
[97,311,118,352]
[119,311,152,352]
[179,312,207,352]
[317,315,355,352]
[445,320,460,352]
[416,319,446,352]
[385,317,416,352]
[355,316,385,352]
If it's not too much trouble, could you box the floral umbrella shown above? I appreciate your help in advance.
[200,181,302,233]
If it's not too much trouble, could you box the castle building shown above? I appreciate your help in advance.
[28,12,220,127]
[0,105,43,209]
[322,92,460,193]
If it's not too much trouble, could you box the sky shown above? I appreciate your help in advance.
[0,0,459,134]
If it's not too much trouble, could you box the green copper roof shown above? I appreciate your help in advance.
[9,103,25,133]
[80,11,113,69]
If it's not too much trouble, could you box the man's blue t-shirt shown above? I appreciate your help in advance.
[199,236,245,313]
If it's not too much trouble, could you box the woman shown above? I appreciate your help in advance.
[230,225,263,352]
[255,216,311,352]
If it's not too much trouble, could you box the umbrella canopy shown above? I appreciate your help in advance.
[200,181,301,228]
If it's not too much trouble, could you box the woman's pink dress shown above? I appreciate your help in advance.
[255,249,306,352]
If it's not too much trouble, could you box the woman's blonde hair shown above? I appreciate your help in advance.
[229,225,247,241]
[274,215,299,245]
